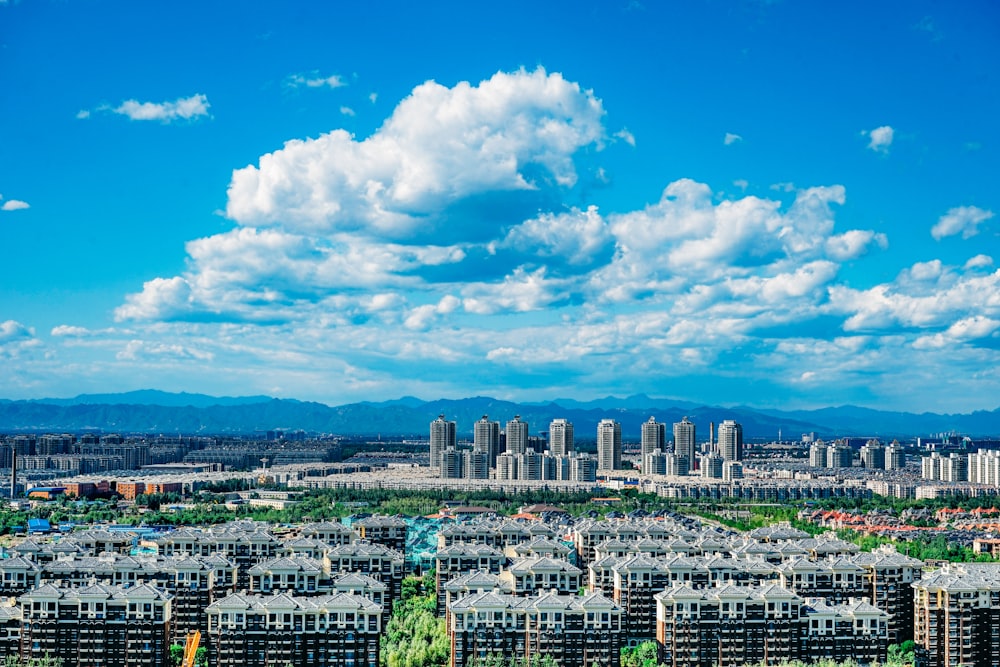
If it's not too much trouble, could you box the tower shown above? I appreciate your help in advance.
[672,417,696,472]
[718,420,743,462]
[641,417,666,473]
[474,415,501,467]
[429,414,456,469]
[549,418,574,456]
[505,415,529,456]
[597,419,621,471]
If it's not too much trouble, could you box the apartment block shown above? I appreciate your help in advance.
[449,590,625,667]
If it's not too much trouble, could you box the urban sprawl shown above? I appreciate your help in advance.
[1,413,1000,667]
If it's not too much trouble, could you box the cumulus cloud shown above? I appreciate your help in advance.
[864,125,894,153]
[224,67,605,240]
[339,106,355,116]
[287,72,346,89]
[931,206,994,240]
[1,199,30,211]
[825,229,888,261]
[724,132,742,145]
[99,67,1000,412]
[0,320,39,359]
[109,94,211,122]
[830,261,1000,333]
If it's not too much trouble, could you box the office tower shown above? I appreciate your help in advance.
[505,415,529,456]
[641,417,666,473]
[717,420,743,462]
[597,419,621,471]
[673,417,696,471]
[473,415,501,467]
[429,414,456,469]
[549,418,574,456]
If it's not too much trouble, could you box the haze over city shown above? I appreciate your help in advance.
[1,1,998,413]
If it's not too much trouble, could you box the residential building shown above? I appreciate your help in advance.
[717,420,743,462]
[597,419,622,471]
[673,418,696,471]
[549,418,574,456]
[473,416,501,467]
[430,415,456,469]
[641,418,666,474]
[505,416,529,456]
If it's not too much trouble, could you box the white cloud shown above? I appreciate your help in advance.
[733,179,748,191]
[614,128,636,146]
[339,106,355,116]
[76,109,90,120]
[825,229,888,261]
[504,206,612,267]
[111,94,210,122]
[965,254,994,270]
[864,125,894,153]
[225,67,605,240]
[0,320,33,344]
[1,199,30,211]
[724,132,742,145]
[287,72,346,89]
[931,205,994,240]
[369,93,378,103]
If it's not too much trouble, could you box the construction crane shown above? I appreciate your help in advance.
[181,630,201,667]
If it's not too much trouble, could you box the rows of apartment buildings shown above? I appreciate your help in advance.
[0,513,997,666]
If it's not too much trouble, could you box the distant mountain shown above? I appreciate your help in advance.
[0,392,996,437]
[31,390,275,408]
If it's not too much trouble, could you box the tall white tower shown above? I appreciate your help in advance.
[718,420,743,462]
[474,415,501,467]
[429,414,456,469]
[597,419,621,471]
[673,417,696,471]
[505,415,529,456]
[549,418,574,456]
[641,417,666,473]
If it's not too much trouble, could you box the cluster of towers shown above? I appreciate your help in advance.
[429,414,745,479]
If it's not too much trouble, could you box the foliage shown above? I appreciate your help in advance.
[380,575,448,667]
[840,529,986,562]
[886,640,916,667]
[3,655,65,667]
[620,641,661,667]
[467,656,559,667]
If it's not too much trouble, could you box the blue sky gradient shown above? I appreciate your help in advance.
[1,1,998,411]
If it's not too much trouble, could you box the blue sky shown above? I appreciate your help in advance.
[1,1,998,412]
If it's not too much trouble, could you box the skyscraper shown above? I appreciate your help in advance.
[597,419,621,471]
[474,415,501,467]
[641,417,666,473]
[549,418,574,456]
[673,417,696,472]
[718,419,743,461]
[429,414,456,469]
[505,415,529,456]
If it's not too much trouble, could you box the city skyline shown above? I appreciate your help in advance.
[2,2,999,413]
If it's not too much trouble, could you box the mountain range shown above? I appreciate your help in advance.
[0,391,998,439]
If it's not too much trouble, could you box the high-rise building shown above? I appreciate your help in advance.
[473,415,501,467]
[641,417,666,473]
[597,419,621,471]
[549,418,574,456]
[860,441,885,469]
[440,447,463,479]
[885,442,906,470]
[505,415,529,456]
[429,414,456,469]
[673,417,696,470]
[717,420,743,462]
[826,441,853,468]
[463,450,490,479]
